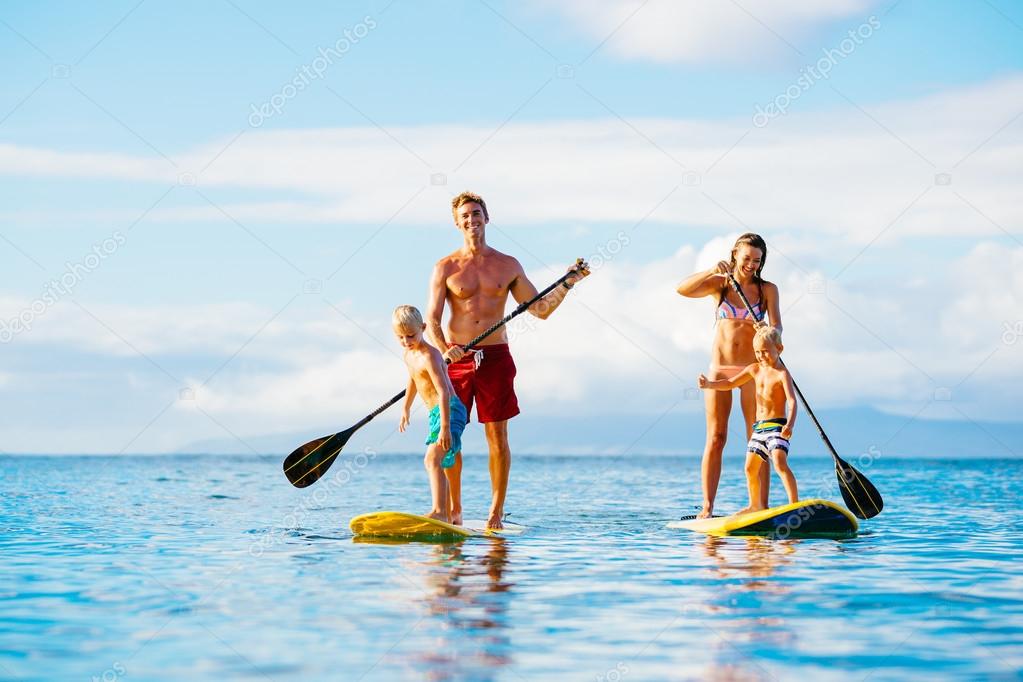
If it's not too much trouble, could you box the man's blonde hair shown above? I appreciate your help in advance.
[392,305,424,331]
[755,325,783,351]
[451,191,489,221]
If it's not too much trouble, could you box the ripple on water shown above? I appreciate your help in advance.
[1,454,1022,680]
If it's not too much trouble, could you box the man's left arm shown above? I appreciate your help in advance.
[510,259,590,320]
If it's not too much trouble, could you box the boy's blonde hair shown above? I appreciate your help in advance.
[392,305,425,331]
[451,191,489,221]
[755,325,783,351]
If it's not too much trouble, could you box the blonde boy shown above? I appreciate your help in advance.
[393,305,468,522]
[698,327,798,515]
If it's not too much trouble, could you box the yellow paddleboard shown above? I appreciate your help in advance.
[350,511,526,540]
[666,498,858,538]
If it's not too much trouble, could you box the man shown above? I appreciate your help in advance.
[425,191,589,529]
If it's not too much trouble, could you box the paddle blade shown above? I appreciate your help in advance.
[282,429,353,488]
[834,457,884,519]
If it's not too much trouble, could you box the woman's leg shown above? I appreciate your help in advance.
[739,381,770,507]
[699,383,732,518]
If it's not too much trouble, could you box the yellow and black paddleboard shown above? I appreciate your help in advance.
[350,511,526,541]
[667,498,858,538]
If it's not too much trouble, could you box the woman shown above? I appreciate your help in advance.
[676,233,782,518]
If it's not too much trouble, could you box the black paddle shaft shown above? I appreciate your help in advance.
[283,260,587,487]
[725,274,883,518]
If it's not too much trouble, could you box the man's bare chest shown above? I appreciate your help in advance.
[447,266,514,300]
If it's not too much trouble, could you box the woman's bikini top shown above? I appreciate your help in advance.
[717,284,764,322]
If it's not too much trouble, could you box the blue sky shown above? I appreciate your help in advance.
[1,0,1021,453]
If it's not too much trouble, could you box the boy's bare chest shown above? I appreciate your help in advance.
[755,368,785,394]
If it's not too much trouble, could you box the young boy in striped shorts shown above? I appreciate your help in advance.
[698,326,799,515]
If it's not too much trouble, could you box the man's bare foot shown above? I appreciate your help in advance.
[732,505,765,516]
[424,510,450,523]
[448,510,462,526]
[697,505,713,519]
[486,511,503,530]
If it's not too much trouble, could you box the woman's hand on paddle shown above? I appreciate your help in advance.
[438,426,451,453]
[398,409,410,433]
[714,260,730,276]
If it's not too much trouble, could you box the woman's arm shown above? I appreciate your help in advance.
[676,260,729,298]
[763,281,783,332]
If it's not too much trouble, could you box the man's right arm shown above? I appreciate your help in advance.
[426,261,462,362]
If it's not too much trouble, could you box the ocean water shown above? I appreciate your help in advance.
[2,453,1021,681]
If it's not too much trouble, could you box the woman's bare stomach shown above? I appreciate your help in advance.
[707,324,756,381]
[709,322,756,369]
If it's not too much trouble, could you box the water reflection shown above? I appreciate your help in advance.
[690,535,802,677]
[699,535,797,587]
[356,538,515,681]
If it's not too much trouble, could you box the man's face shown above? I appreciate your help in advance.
[455,201,487,238]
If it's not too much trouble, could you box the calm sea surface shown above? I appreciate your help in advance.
[2,454,1021,681]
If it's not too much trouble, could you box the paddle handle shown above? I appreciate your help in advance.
[726,274,843,463]
[352,260,585,430]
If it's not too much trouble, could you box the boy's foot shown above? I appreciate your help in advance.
[449,510,463,526]
[732,505,765,516]
[424,510,450,523]
[697,505,713,519]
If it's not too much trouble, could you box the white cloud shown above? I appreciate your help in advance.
[529,0,879,64]
[0,298,302,357]
[1,76,1020,249]
[1,233,1020,452]
[66,237,1019,439]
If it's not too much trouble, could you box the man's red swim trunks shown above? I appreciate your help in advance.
[447,343,520,423]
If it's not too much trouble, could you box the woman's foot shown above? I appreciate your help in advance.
[697,504,713,519]
[732,505,765,516]
[448,510,462,526]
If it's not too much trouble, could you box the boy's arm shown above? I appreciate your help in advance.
[425,350,453,449]
[698,365,756,390]
[781,370,797,439]
[398,376,417,432]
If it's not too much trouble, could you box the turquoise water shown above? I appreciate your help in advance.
[2,453,1022,681]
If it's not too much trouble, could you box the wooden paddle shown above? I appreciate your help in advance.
[726,274,884,519]
[283,260,588,487]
